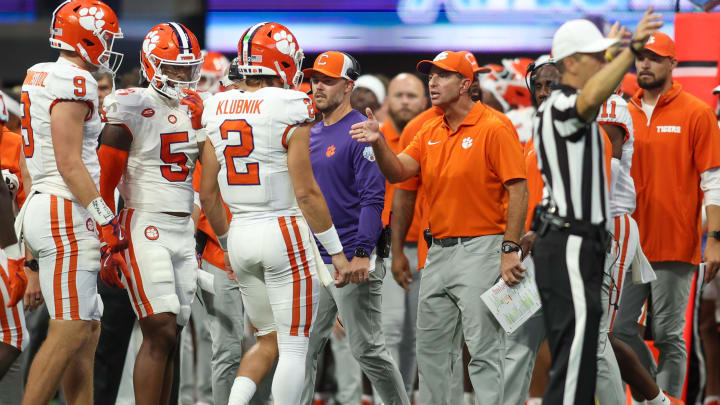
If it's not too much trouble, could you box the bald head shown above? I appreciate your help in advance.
[387,73,427,132]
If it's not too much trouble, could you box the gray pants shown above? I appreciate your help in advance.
[612,261,695,397]
[204,260,245,405]
[380,243,421,399]
[417,234,505,405]
[301,260,409,405]
[0,351,23,405]
[330,330,362,404]
[180,297,214,405]
[596,271,625,405]
[502,309,545,405]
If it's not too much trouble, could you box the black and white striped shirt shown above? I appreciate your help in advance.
[532,84,609,225]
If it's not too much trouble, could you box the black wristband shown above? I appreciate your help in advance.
[25,259,39,272]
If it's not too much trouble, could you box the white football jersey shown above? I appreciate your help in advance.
[505,106,536,145]
[21,57,102,202]
[598,93,636,217]
[103,87,204,214]
[202,87,315,218]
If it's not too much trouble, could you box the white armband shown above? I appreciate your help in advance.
[701,167,720,207]
[315,225,343,256]
[86,197,115,226]
[217,232,228,251]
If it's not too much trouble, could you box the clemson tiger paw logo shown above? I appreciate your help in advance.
[434,51,449,61]
[272,30,297,57]
[78,6,106,32]
[143,30,160,54]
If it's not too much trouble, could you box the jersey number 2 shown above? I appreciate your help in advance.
[220,119,259,185]
[160,132,190,182]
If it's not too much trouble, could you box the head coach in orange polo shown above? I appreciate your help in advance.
[351,50,528,404]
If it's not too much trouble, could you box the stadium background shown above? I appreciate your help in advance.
[0,0,716,111]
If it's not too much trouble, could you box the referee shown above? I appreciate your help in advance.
[531,10,662,405]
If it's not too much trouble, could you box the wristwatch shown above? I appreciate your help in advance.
[354,247,370,258]
[25,259,39,272]
[710,230,720,241]
[501,240,521,255]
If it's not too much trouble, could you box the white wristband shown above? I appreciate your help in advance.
[217,232,228,251]
[86,197,115,226]
[315,225,343,256]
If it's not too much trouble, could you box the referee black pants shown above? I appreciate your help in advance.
[533,229,604,405]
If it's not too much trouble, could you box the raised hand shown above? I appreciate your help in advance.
[349,108,382,144]
[181,88,205,130]
[632,8,664,51]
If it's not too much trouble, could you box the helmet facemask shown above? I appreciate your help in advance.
[146,54,203,100]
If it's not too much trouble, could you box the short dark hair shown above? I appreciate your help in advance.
[244,75,277,87]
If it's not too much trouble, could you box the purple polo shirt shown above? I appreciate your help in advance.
[309,109,386,263]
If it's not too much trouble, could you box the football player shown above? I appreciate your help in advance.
[0,95,28,383]
[199,22,352,405]
[97,22,204,405]
[199,50,230,94]
[18,1,126,404]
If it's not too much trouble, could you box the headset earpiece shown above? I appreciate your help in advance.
[340,52,361,81]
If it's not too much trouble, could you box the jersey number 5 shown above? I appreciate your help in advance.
[160,132,190,182]
[220,119,260,185]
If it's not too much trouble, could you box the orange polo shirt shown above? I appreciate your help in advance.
[192,162,232,270]
[402,102,526,239]
[396,107,443,269]
[629,82,720,265]
[380,120,419,243]
[1,126,26,207]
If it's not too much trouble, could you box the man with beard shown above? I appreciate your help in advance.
[614,32,720,399]
[377,73,427,403]
[300,51,410,405]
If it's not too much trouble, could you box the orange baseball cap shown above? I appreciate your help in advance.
[458,51,491,74]
[417,51,474,81]
[644,33,675,58]
[302,51,357,80]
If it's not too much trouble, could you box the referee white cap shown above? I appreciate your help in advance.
[552,19,619,61]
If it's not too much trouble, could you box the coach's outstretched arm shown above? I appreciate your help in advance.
[575,9,663,122]
[350,108,420,184]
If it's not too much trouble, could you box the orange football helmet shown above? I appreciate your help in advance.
[237,22,304,89]
[140,22,203,99]
[199,50,230,94]
[49,0,123,74]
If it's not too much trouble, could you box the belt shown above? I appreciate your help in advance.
[539,212,610,248]
[431,236,476,248]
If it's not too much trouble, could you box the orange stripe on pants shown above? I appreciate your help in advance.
[0,268,11,344]
[49,196,66,319]
[124,209,154,317]
[278,216,302,336]
[290,216,313,337]
[119,210,142,317]
[63,199,80,320]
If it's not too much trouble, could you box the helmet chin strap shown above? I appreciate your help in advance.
[274,61,289,89]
